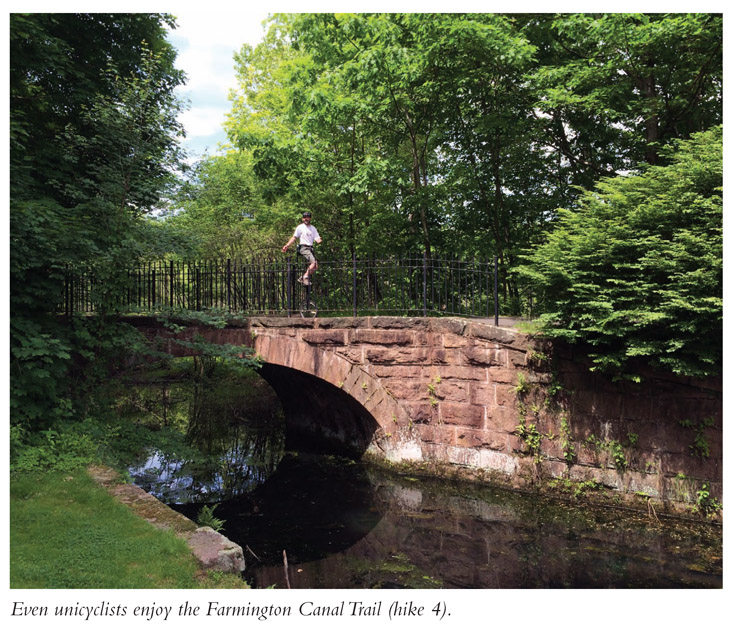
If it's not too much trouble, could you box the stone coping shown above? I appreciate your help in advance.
[87,466,245,574]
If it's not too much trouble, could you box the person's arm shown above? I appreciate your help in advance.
[281,235,296,253]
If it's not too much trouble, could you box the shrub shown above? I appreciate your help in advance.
[517,127,722,378]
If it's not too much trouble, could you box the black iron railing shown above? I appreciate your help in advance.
[62,255,532,322]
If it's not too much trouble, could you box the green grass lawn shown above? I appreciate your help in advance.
[10,469,248,589]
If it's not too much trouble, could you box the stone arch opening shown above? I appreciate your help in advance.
[257,362,381,458]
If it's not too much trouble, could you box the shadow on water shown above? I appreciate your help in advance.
[229,457,722,590]
[175,453,384,570]
[122,363,722,590]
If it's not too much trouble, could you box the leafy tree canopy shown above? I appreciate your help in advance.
[10,13,187,430]
[516,127,722,378]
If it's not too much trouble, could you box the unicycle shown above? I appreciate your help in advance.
[300,281,318,318]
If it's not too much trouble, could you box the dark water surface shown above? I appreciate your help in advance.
[124,374,722,590]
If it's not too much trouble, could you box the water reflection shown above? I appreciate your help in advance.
[229,456,722,590]
[123,370,722,590]
[124,360,285,503]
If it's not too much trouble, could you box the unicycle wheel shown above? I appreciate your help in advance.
[300,300,318,318]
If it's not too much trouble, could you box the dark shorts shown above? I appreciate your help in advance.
[298,245,317,264]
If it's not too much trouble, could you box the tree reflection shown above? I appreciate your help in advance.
[125,356,285,503]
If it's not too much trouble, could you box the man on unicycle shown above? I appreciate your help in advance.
[281,211,322,285]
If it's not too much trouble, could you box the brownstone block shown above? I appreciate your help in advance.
[415,424,456,445]
[404,402,438,424]
[440,402,484,428]
[316,317,369,329]
[429,348,464,365]
[334,347,363,364]
[469,383,495,406]
[411,332,429,346]
[429,318,468,335]
[660,452,721,482]
[455,427,507,451]
[442,334,470,348]
[370,317,430,330]
[507,350,528,367]
[467,322,527,347]
[435,366,487,381]
[382,380,427,400]
[301,329,347,345]
[354,329,414,345]
[370,365,427,379]
[494,384,518,407]
[432,380,469,403]
[487,368,521,384]
[365,347,430,364]
[464,346,504,366]
[485,405,519,433]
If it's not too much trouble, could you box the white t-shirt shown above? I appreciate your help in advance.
[294,223,320,246]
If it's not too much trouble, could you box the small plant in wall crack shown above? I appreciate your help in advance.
[678,417,715,459]
[692,482,722,518]
[427,376,441,407]
[516,410,542,463]
[560,415,576,464]
[513,372,531,397]
[582,432,638,472]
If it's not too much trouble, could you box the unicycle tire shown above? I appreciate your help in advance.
[300,300,318,318]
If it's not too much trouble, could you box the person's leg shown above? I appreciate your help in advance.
[307,259,318,278]
[299,248,317,283]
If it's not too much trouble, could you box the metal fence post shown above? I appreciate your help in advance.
[352,252,357,317]
[494,255,499,326]
[227,258,232,311]
[169,260,174,309]
[422,252,428,317]
[286,257,292,317]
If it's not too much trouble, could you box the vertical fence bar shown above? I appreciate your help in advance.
[422,252,427,317]
[169,260,174,309]
[195,266,200,311]
[227,259,231,311]
[151,264,156,311]
[352,252,357,317]
[494,255,499,326]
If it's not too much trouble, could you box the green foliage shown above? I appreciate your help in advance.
[529,14,722,169]
[678,417,715,459]
[196,504,226,532]
[210,12,721,272]
[517,127,722,378]
[513,372,531,396]
[10,14,187,433]
[692,483,722,518]
[515,415,542,462]
[559,415,575,464]
[549,477,601,499]
[10,423,100,474]
[607,440,628,472]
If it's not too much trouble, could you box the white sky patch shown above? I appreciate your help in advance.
[166,11,270,157]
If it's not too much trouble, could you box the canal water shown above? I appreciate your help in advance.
[122,365,722,589]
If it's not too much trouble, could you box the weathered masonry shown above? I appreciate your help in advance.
[134,316,722,510]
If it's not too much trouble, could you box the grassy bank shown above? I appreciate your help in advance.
[10,468,248,589]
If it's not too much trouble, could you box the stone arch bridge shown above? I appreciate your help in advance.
[130,315,722,507]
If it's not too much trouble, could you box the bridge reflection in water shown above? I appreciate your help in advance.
[124,370,721,589]
[193,453,723,590]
